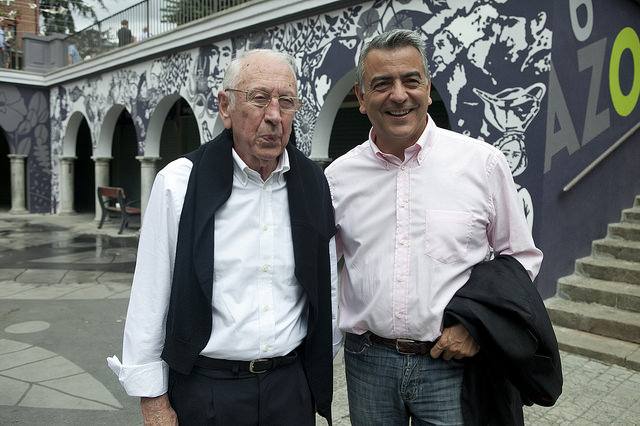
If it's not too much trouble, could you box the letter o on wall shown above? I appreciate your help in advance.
[610,27,640,117]
[570,0,593,42]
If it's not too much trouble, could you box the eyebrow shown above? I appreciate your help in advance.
[369,71,423,86]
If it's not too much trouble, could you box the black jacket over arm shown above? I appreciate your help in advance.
[160,129,336,422]
[443,255,563,425]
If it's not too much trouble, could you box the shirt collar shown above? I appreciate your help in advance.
[231,147,290,186]
[368,113,437,167]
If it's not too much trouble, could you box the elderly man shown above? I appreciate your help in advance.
[108,49,339,425]
[325,30,543,425]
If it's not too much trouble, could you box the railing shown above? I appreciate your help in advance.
[563,121,640,192]
[64,0,251,63]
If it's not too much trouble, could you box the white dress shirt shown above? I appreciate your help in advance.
[108,148,340,397]
[325,115,543,342]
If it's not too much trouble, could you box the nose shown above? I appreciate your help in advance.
[389,80,408,103]
[263,97,282,125]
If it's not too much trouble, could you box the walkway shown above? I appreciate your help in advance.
[0,212,638,424]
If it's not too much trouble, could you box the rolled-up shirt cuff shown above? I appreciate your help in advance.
[106,355,169,397]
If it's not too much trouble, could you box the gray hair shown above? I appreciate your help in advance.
[222,49,298,105]
[356,29,430,91]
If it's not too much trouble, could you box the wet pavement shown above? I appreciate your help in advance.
[0,211,639,425]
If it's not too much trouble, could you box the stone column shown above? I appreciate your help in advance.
[93,157,112,222]
[8,154,28,214]
[58,156,76,215]
[137,156,160,220]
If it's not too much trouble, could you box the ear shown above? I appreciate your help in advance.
[218,90,233,129]
[426,81,433,106]
[354,83,367,115]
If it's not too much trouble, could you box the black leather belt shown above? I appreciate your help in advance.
[369,333,436,355]
[194,351,298,374]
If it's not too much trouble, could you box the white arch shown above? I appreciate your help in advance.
[95,105,126,158]
[143,93,182,158]
[311,68,357,160]
[62,111,90,157]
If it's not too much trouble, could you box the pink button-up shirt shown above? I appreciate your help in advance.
[325,116,543,341]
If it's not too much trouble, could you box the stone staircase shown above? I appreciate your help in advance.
[545,195,640,371]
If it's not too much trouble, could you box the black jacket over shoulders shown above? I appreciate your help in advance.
[160,129,336,422]
[443,255,563,425]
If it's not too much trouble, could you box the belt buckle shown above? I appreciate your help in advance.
[249,358,271,374]
[395,338,417,355]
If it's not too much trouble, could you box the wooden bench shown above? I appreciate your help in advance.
[97,186,141,234]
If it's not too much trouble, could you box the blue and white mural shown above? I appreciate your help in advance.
[0,84,51,212]
[48,0,552,221]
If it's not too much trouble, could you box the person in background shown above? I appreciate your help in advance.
[138,26,150,41]
[67,43,81,64]
[117,20,134,47]
[0,25,6,68]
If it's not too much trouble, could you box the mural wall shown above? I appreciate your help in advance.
[13,0,637,295]
[0,83,50,212]
[49,0,553,233]
[537,0,640,297]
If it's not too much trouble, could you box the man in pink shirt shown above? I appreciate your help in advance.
[325,29,543,425]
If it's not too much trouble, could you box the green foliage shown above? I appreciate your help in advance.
[160,0,220,26]
[40,0,106,35]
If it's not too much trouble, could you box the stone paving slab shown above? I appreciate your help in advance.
[0,269,26,281]
[61,270,106,283]
[1,213,640,425]
[16,269,67,284]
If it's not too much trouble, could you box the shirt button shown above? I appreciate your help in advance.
[263,305,271,312]
[262,265,269,272]
[263,225,269,232]
[400,166,406,171]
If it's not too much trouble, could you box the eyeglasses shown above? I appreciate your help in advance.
[225,88,302,112]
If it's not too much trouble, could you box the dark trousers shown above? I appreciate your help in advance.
[168,357,315,425]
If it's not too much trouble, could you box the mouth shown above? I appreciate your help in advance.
[259,135,280,144]
[386,108,414,118]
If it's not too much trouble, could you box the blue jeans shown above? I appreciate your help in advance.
[344,332,464,426]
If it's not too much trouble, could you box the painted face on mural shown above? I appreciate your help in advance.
[498,136,528,177]
[218,52,297,178]
[355,46,432,159]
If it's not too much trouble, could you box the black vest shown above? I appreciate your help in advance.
[161,129,335,421]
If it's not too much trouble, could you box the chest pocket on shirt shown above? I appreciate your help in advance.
[425,209,472,264]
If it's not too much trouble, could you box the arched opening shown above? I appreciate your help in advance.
[328,88,370,161]
[328,84,452,161]
[110,110,140,204]
[158,98,200,171]
[429,85,451,131]
[0,128,10,209]
[74,118,95,212]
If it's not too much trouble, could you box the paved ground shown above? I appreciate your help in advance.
[0,211,639,425]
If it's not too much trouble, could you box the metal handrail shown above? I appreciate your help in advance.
[563,121,640,192]
[64,0,251,62]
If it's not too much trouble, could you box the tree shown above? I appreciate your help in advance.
[40,0,106,35]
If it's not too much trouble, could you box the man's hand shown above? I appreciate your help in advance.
[430,324,479,360]
[141,394,178,426]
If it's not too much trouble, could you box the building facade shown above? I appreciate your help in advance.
[0,0,639,297]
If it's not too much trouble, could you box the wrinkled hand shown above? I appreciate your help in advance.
[430,324,479,360]
[141,394,178,426]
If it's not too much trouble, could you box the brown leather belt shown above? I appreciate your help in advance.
[369,333,436,355]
